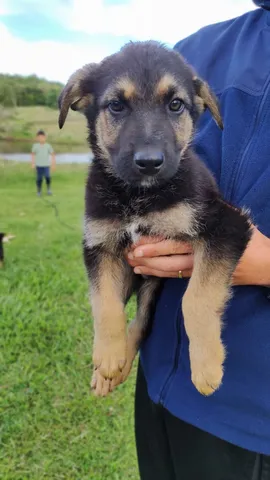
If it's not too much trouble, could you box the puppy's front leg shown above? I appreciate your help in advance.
[84,245,131,382]
[110,276,162,390]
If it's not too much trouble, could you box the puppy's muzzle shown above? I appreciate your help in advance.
[134,150,164,176]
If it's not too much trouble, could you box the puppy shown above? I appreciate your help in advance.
[58,41,252,397]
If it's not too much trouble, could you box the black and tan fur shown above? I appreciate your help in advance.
[58,41,252,397]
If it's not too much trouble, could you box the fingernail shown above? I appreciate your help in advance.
[127,252,134,260]
[134,249,143,258]
[134,267,141,274]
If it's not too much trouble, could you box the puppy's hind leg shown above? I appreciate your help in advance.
[182,244,228,397]
[183,203,252,396]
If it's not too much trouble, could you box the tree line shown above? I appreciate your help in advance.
[0,74,63,109]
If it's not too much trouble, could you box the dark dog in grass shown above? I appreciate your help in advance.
[58,41,252,397]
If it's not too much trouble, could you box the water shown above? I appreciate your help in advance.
[0,139,93,163]
[0,152,93,164]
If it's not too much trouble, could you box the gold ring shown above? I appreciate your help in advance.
[178,270,183,279]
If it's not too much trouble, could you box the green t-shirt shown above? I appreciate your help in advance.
[32,143,54,167]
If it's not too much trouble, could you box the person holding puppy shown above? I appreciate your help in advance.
[127,1,270,478]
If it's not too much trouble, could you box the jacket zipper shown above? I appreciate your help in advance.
[159,304,182,405]
[228,77,270,202]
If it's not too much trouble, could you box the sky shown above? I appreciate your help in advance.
[0,0,257,83]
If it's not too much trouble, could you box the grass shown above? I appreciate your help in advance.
[0,161,139,480]
[0,106,89,153]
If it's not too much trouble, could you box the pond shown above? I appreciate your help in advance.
[0,140,93,164]
[0,152,93,164]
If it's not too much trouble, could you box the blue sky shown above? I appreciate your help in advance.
[0,0,256,82]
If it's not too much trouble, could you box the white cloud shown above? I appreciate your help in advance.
[0,22,110,82]
[65,0,256,45]
[0,0,67,17]
[0,0,14,15]
[0,0,257,81]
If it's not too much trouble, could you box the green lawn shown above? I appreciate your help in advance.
[0,161,138,479]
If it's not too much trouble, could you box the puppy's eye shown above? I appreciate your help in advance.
[108,100,125,114]
[168,98,185,113]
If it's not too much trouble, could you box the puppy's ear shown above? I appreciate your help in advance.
[193,76,223,130]
[58,63,98,129]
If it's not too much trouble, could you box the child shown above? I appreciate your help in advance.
[31,130,56,196]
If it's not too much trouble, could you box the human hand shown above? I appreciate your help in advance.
[126,228,270,286]
[126,236,194,278]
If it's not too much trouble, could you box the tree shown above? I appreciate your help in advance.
[0,74,63,109]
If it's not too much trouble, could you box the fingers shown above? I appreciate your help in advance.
[131,236,164,248]
[132,266,193,278]
[129,253,194,273]
[124,237,194,279]
[127,239,193,260]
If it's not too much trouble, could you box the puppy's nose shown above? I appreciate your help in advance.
[134,150,164,175]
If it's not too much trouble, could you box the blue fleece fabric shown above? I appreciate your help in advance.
[140,3,270,455]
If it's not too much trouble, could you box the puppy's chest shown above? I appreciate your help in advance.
[84,202,199,252]
[125,222,149,245]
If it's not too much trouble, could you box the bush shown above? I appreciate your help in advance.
[0,74,63,109]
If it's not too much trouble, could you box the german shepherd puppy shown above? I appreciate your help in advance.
[58,41,252,397]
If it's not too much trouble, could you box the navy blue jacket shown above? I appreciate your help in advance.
[140,2,270,455]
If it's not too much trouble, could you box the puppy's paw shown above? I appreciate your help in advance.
[91,369,112,397]
[110,333,138,391]
[190,342,225,396]
[110,359,133,391]
[93,338,127,379]
[191,364,224,396]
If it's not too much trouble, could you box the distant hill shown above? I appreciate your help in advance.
[0,74,90,153]
[0,73,64,109]
[0,105,89,153]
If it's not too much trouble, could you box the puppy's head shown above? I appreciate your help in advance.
[59,41,223,187]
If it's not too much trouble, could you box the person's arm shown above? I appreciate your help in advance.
[31,148,35,169]
[51,153,56,170]
[49,145,56,170]
[126,227,270,287]
[231,228,270,286]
